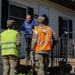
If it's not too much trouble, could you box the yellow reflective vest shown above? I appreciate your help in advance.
[1,29,18,56]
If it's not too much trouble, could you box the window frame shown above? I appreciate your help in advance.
[8,2,28,19]
[59,16,73,39]
[8,2,28,29]
[62,17,69,33]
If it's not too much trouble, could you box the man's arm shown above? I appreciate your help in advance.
[30,30,37,55]
[52,29,58,47]
[16,33,21,47]
[31,30,37,50]
[30,30,37,66]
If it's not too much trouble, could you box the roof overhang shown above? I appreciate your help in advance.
[49,0,75,11]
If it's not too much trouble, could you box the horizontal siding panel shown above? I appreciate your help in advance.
[49,7,75,36]
[0,0,75,55]
[50,10,59,35]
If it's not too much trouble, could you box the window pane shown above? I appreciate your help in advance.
[62,19,68,32]
[10,4,26,19]
[69,20,72,39]
[59,16,63,37]
[10,17,24,29]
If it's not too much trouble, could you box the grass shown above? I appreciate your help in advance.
[17,69,33,75]
[17,73,33,75]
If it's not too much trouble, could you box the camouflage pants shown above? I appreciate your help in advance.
[35,54,49,75]
[2,55,17,75]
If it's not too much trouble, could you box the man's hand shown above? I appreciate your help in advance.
[30,51,35,68]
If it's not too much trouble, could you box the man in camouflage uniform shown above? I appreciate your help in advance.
[0,20,21,75]
[31,17,58,75]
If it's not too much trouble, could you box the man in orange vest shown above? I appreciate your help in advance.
[31,16,58,75]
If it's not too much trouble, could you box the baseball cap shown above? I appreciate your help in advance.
[37,17,45,22]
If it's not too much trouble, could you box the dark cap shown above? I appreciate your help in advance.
[37,17,45,22]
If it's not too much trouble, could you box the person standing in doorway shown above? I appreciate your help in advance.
[0,20,21,75]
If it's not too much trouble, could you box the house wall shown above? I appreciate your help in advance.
[0,0,75,34]
[36,0,75,35]
[0,0,75,57]
[0,0,75,73]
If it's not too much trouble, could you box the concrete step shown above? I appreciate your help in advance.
[67,58,75,73]
[67,62,75,73]
[68,58,75,63]
[19,59,31,65]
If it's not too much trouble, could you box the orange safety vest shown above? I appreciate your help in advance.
[33,26,53,52]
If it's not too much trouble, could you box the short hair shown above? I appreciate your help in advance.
[42,14,49,25]
[26,15,31,19]
[37,17,45,23]
[7,20,14,29]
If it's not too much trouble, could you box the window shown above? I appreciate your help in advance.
[59,16,73,57]
[59,16,72,39]
[1,0,34,29]
[9,4,26,29]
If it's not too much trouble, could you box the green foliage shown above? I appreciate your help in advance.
[17,69,33,75]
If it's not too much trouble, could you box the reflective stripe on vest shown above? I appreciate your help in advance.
[1,47,16,50]
[1,42,16,50]
[1,42,15,45]
[36,41,53,45]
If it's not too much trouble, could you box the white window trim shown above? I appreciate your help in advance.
[8,2,28,20]
[10,16,25,21]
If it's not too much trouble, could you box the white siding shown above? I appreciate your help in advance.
[36,0,75,36]
[3,0,75,54]
[0,0,75,35]
[7,0,39,55]
[0,1,75,73]
[50,7,75,35]
[0,0,75,55]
